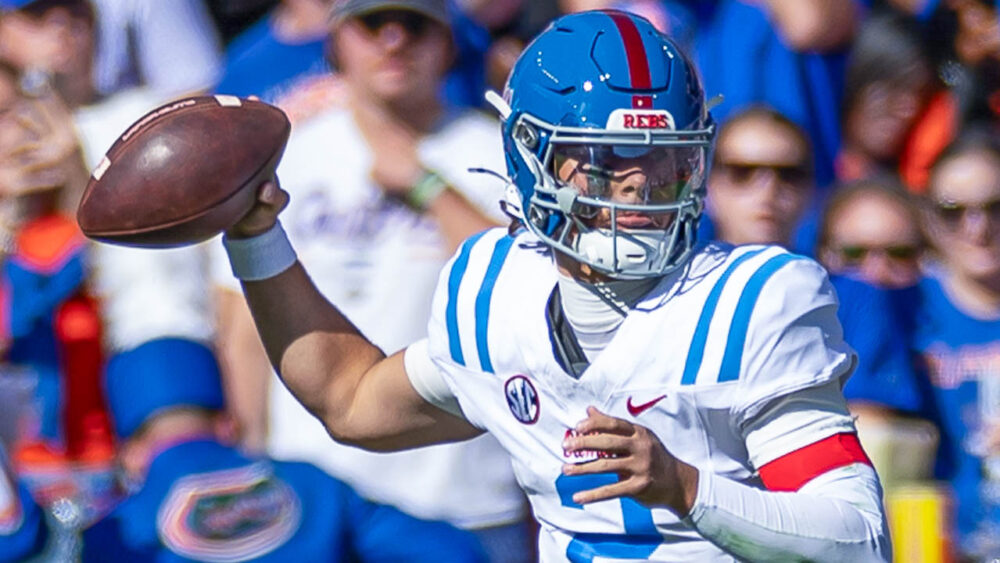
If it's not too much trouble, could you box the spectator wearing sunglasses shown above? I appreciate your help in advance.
[706,105,814,250]
[815,178,937,488]
[818,177,925,289]
[906,127,1000,559]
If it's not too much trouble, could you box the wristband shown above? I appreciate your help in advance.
[223,221,297,281]
[406,169,448,210]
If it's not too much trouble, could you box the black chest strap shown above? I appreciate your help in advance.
[546,285,590,379]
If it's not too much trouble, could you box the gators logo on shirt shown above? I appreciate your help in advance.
[157,463,301,562]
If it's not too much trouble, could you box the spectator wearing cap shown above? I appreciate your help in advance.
[213,2,530,561]
[82,337,487,562]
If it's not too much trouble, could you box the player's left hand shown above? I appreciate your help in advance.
[562,406,700,516]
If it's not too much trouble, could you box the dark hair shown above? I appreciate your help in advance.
[929,123,1000,178]
[17,0,94,25]
[817,175,923,253]
[713,105,812,166]
[842,13,933,121]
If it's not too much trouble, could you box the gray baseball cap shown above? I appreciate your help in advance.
[330,0,449,26]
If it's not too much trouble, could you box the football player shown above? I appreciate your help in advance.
[221,10,890,562]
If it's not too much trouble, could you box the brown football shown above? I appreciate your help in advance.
[76,95,291,247]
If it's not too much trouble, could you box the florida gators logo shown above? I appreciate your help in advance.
[504,375,539,424]
[157,463,301,563]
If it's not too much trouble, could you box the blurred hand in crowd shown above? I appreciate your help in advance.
[0,63,86,220]
[0,91,83,199]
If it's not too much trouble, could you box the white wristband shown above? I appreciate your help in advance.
[223,221,298,281]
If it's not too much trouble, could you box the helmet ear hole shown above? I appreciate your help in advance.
[514,122,540,150]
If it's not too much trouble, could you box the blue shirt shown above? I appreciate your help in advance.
[214,15,329,104]
[82,440,487,562]
[909,273,1000,549]
[0,483,48,562]
[832,275,925,414]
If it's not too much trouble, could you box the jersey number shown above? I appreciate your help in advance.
[555,473,660,562]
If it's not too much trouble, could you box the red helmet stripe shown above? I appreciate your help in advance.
[604,11,652,93]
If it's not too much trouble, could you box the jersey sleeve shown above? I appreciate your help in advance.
[422,228,513,430]
[733,256,856,426]
[404,339,464,418]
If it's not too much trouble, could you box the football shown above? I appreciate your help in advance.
[76,95,291,247]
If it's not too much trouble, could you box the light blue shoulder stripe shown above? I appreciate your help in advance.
[446,231,489,366]
[680,248,767,385]
[475,235,516,373]
[717,253,801,383]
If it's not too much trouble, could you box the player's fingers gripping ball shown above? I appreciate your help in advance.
[226,180,290,239]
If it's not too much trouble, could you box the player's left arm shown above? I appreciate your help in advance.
[564,256,890,561]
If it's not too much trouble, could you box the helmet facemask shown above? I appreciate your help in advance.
[511,112,713,280]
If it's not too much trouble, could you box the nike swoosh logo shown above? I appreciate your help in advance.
[626,395,666,417]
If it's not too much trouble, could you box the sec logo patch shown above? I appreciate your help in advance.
[504,375,539,424]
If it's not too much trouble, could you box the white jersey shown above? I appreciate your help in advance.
[413,228,856,561]
[214,106,525,529]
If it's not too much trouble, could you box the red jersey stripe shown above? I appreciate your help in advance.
[758,432,873,492]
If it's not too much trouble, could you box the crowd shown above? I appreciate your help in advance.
[0,0,994,560]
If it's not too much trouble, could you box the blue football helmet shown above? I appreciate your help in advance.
[488,10,715,279]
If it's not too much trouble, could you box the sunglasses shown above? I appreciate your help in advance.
[356,10,434,37]
[838,244,921,265]
[715,161,810,186]
[932,197,1000,229]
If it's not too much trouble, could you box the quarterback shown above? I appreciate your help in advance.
[223,10,890,562]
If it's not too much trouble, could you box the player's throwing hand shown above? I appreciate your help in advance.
[561,406,700,516]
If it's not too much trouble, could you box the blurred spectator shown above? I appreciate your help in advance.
[696,0,861,189]
[0,58,114,518]
[214,2,528,561]
[950,0,1000,125]
[911,128,1000,558]
[0,1,225,533]
[0,0,101,108]
[832,275,937,489]
[837,12,937,183]
[706,106,813,249]
[900,0,1000,192]
[214,0,330,103]
[83,337,487,561]
[89,0,224,97]
[818,177,926,289]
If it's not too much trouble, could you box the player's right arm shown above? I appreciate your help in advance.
[226,181,483,451]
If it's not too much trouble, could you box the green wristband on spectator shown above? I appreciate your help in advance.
[407,169,448,211]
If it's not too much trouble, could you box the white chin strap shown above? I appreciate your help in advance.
[575,229,664,276]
